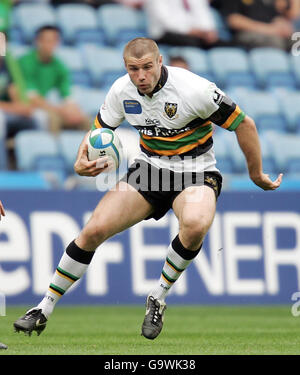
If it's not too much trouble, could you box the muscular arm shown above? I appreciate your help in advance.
[235,115,282,190]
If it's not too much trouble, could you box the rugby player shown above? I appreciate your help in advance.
[14,38,282,340]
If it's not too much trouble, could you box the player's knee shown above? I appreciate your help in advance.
[180,214,210,242]
[80,222,110,250]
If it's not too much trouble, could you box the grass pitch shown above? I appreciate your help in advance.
[0,305,299,355]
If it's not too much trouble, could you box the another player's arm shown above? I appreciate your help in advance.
[74,131,108,177]
[235,115,283,190]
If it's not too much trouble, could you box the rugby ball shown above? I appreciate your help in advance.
[87,128,122,171]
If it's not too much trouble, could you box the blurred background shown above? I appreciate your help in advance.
[0,0,300,307]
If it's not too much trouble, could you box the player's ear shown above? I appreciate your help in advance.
[158,54,163,67]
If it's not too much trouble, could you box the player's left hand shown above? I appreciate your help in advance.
[0,200,5,220]
[251,173,283,191]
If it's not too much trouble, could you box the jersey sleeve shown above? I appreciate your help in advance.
[197,82,246,131]
[92,83,125,131]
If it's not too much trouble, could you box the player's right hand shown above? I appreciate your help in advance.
[74,142,109,177]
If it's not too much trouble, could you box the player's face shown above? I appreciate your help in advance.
[125,53,163,95]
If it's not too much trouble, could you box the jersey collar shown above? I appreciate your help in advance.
[137,65,168,97]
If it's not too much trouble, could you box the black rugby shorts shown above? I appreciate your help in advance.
[120,159,222,221]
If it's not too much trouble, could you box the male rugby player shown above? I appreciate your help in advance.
[14,38,282,340]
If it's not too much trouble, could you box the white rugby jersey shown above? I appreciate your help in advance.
[92,66,245,173]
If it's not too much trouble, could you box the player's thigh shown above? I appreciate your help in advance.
[81,181,154,241]
[172,185,216,233]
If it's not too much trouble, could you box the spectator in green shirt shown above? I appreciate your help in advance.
[18,25,90,133]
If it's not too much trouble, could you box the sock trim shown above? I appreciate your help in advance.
[49,283,65,296]
[161,270,176,284]
[172,235,202,260]
[56,267,79,282]
[66,240,95,265]
[166,257,184,273]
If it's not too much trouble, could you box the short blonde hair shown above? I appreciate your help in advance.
[123,37,160,62]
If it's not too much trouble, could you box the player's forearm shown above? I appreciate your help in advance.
[235,116,263,181]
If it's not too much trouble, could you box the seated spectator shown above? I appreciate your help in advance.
[219,0,300,50]
[18,25,90,134]
[168,55,190,70]
[144,0,221,49]
[0,53,38,140]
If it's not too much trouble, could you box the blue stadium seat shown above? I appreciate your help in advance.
[15,130,60,171]
[217,130,248,173]
[212,132,235,173]
[264,131,300,173]
[167,47,214,81]
[0,140,7,170]
[56,46,91,87]
[273,88,300,133]
[258,133,278,174]
[249,48,295,89]
[208,47,256,89]
[72,86,107,117]
[233,89,285,133]
[12,4,56,43]
[98,4,147,46]
[80,44,126,88]
[291,55,300,88]
[8,43,29,58]
[58,130,86,173]
[56,4,105,46]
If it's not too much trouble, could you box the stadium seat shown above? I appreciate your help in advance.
[258,133,278,174]
[167,47,214,81]
[98,4,147,46]
[15,130,60,171]
[290,55,300,88]
[249,48,295,89]
[217,130,248,173]
[212,132,235,173]
[272,88,300,133]
[12,4,56,43]
[208,47,256,89]
[56,46,91,87]
[264,131,300,173]
[8,43,29,58]
[80,44,126,88]
[0,140,7,170]
[71,86,107,117]
[233,89,285,133]
[56,4,105,45]
[58,130,86,173]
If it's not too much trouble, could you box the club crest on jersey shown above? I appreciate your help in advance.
[164,102,178,119]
